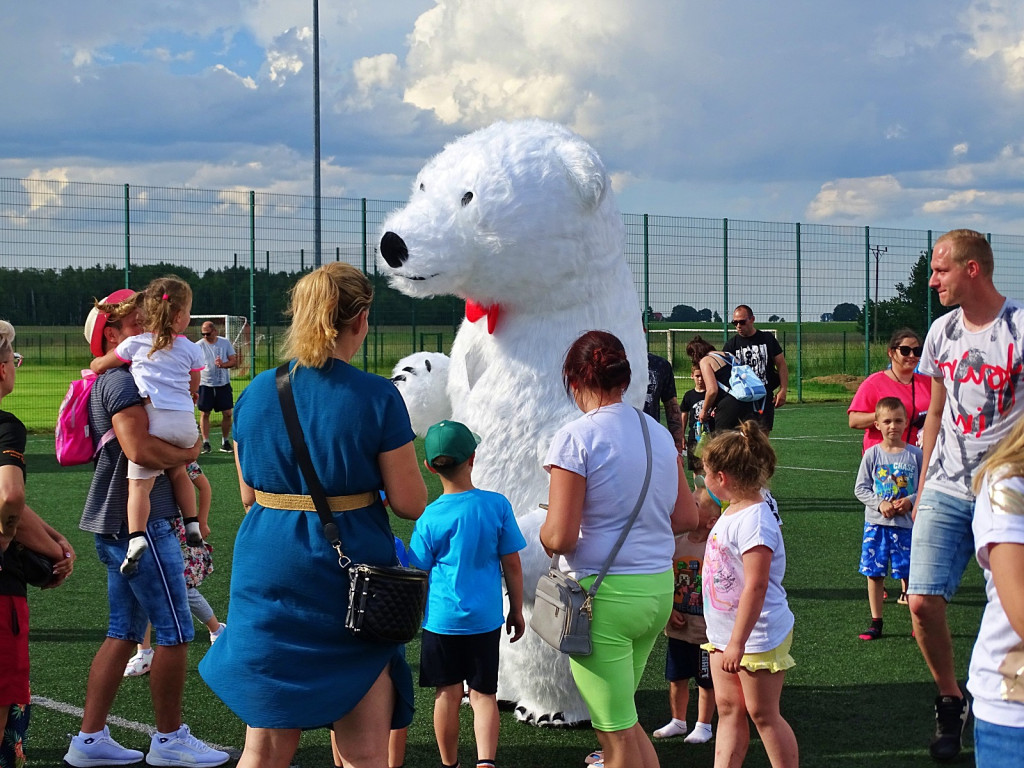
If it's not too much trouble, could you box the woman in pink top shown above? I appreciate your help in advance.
[848,327,931,453]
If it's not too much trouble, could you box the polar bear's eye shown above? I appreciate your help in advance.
[461,191,474,206]
[419,183,425,192]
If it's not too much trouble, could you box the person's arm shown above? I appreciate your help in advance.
[853,453,888,515]
[189,369,201,402]
[671,456,699,533]
[500,551,525,642]
[379,442,427,521]
[192,471,212,538]
[540,467,585,555]
[989,542,1024,640]
[664,397,684,453]
[773,352,788,407]
[0,464,25,541]
[720,545,772,673]
[848,411,876,430]
[221,352,238,370]
[90,348,125,375]
[234,446,255,513]
[112,405,201,469]
[698,356,720,423]
[913,378,946,517]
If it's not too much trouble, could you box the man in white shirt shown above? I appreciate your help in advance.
[196,322,237,453]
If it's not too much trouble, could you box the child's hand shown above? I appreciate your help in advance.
[721,642,744,673]
[200,522,211,539]
[892,497,913,515]
[668,611,687,631]
[879,501,896,519]
[506,609,526,643]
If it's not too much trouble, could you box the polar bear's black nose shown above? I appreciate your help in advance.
[380,231,409,268]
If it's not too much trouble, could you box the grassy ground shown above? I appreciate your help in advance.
[21,403,984,767]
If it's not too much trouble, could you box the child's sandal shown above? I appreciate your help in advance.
[897,591,909,605]
[584,751,603,765]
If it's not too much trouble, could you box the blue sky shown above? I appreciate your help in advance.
[4,0,1024,233]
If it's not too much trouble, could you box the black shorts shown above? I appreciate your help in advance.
[419,627,501,694]
[755,398,776,431]
[197,384,234,413]
[665,637,713,689]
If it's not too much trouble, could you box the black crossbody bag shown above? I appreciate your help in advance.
[275,363,428,644]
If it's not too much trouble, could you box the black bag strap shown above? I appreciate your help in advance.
[275,363,350,568]
[549,408,653,599]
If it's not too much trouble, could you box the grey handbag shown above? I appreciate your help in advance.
[530,408,653,656]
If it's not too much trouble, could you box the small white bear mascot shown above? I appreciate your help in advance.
[381,119,648,726]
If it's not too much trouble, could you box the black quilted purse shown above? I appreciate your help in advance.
[276,364,428,645]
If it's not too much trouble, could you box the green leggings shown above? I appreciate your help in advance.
[570,570,674,731]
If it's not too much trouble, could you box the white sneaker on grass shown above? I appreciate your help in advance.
[145,724,229,767]
[123,648,155,677]
[209,622,226,644]
[63,726,144,766]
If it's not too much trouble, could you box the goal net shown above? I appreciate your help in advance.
[190,314,251,377]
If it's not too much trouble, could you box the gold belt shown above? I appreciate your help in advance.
[253,490,376,512]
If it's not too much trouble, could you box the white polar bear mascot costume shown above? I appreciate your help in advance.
[380,119,648,726]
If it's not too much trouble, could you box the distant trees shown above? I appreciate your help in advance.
[856,252,951,339]
[669,304,720,323]
[831,302,860,321]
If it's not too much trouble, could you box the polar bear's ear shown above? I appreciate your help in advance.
[555,138,607,211]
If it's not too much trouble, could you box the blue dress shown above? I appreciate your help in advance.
[199,360,416,729]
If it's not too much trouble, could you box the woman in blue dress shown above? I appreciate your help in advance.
[200,263,427,768]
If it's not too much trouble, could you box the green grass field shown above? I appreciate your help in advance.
[21,403,984,767]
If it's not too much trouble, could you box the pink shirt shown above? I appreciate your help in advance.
[848,369,931,453]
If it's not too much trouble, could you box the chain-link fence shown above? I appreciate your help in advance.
[4,177,1023,429]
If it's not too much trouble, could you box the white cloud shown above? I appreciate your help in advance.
[953,142,969,156]
[805,176,905,222]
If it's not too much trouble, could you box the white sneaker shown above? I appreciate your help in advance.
[123,648,155,677]
[63,726,144,766]
[145,724,229,767]
[209,623,225,644]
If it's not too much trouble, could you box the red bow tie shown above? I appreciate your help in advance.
[465,300,501,334]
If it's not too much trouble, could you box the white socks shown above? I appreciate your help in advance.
[120,535,149,575]
[653,718,687,738]
[684,722,714,744]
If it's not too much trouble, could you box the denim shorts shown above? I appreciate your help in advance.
[975,717,1024,765]
[95,516,194,646]
[907,488,975,602]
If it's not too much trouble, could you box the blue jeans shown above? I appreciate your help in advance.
[974,717,1024,767]
[94,516,194,646]
[908,488,975,601]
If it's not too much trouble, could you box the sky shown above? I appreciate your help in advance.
[4,0,1024,234]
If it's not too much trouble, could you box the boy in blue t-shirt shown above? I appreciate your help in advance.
[853,397,923,641]
[409,420,527,768]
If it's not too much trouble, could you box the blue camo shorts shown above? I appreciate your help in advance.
[858,523,912,579]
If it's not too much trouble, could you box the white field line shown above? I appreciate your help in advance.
[31,695,240,757]
[777,465,855,474]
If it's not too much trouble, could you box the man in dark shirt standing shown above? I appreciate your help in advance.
[644,352,685,453]
[722,305,788,433]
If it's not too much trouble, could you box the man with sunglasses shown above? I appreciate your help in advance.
[908,229,1024,761]
[196,322,236,454]
[722,305,788,432]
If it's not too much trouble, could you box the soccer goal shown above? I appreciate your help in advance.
[190,314,251,377]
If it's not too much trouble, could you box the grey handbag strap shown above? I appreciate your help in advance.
[549,407,653,598]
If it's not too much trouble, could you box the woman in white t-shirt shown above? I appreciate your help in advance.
[968,417,1024,766]
[540,330,698,768]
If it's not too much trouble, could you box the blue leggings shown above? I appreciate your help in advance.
[570,570,674,731]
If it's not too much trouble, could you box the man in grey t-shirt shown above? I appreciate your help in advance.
[197,321,236,454]
[908,229,1024,761]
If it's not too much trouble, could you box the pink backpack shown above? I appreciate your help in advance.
[55,370,115,466]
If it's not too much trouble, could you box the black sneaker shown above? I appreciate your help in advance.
[220,440,232,453]
[930,694,969,761]
[201,441,211,454]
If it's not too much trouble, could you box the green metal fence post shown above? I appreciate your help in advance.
[722,218,729,343]
[643,213,650,348]
[795,222,802,403]
[124,183,131,288]
[362,198,369,372]
[249,191,256,377]
[864,226,871,377]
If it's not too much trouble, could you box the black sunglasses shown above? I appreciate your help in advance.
[893,345,923,357]
[732,318,750,326]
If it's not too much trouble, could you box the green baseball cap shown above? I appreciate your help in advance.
[424,420,479,466]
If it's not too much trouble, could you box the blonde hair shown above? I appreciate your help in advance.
[282,263,373,368]
[0,320,14,361]
[973,418,1024,495]
[934,228,994,277]
[95,278,191,357]
[701,420,776,494]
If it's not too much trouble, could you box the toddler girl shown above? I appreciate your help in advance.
[700,420,798,768]
[91,276,204,575]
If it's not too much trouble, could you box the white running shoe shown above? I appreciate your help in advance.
[209,623,226,644]
[145,724,229,767]
[123,648,155,677]
[63,726,144,766]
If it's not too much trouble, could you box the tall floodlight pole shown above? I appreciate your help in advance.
[313,0,322,267]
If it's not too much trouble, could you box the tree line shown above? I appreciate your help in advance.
[0,264,465,328]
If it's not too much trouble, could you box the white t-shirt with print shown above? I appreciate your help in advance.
[918,299,1024,500]
[967,474,1024,728]
[115,333,205,412]
[702,499,794,653]
[544,401,678,579]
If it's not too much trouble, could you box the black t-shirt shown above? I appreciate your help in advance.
[723,330,784,392]
[0,409,28,596]
[643,354,677,423]
[680,388,705,447]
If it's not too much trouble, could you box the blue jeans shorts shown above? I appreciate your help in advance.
[95,516,194,646]
[975,717,1024,765]
[907,488,975,602]
[859,523,912,579]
